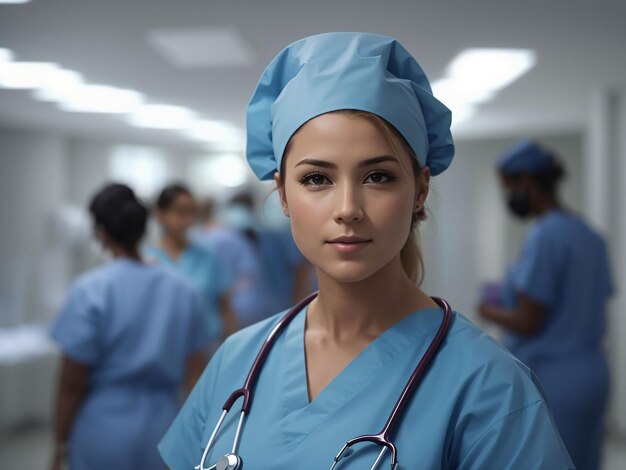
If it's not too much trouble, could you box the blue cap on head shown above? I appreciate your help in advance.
[246,32,455,180]
[497,139,555,175]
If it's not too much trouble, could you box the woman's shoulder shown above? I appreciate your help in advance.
[441,312,572,468]
[447,312,535,378]
[73,259,198,297]
[219,310,289,361]
[443,311,547,410]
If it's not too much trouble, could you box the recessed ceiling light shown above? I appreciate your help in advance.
[0,62,59,89]
[32,68,84,101]
[432,48,535,126]
[448,48,536,92]
[186,119,242,143]
[128,104,195,130]
[58,85,144,114]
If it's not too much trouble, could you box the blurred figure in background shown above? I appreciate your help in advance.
[146,184,237,344]
[479,140,613,470]
[192,197,261,328]
[222,190,316,326]
[49,183,210,470]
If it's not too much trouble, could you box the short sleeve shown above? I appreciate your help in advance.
[50,282,100,365]
[512,229,559,307]
[211,253,233,296]
[158,344,225,470]
[458,400,574,469]
[187,289,213,354]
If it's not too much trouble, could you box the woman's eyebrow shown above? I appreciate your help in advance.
[295,158,336,169]
[357,155,397,168]
[294,155,397,169]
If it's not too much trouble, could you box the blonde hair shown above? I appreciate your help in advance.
[280,110,428,285]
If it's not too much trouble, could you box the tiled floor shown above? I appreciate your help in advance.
[1,424,625,469]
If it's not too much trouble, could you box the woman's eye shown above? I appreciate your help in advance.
[364,172,393,184]
[301,173,330,186]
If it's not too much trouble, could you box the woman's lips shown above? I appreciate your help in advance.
[326,236,372,254]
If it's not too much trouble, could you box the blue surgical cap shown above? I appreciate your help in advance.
[497,139,556,175]
[246,32,455,180]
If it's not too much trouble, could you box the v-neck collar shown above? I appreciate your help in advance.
[153,244,191,267]
[278,304,444,450]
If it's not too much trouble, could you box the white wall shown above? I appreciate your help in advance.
[0,127,69,326]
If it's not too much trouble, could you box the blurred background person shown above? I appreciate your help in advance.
[479,140,614,470]
[191,196,264,328]
[146,183,238,345]
[49,183,211,470]
[221,190,316,326]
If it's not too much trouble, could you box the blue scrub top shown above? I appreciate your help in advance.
[501,209,613,363]
[191,226,258,283]
[159,306,573,469]
[145,243,231,341]
[195,226,311,327]
[51,258,211,470]
[254,228,310,315]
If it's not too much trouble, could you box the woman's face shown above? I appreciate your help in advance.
[276,113,429,283]
[157,192,197,239]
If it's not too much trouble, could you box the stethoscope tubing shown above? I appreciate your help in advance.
[197,292,452,470]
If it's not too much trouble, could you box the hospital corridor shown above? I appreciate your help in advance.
[1,1,626,469]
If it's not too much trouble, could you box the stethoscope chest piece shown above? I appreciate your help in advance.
[216,453,242,470]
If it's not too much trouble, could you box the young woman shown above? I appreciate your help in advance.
[146,183,238,343]
[159,33,573,469]
[50,183,210,470]
[479,139,613,470]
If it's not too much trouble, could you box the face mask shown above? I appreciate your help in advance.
[506,190,532,219]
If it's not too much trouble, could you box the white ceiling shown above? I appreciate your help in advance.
[0,0,625,150]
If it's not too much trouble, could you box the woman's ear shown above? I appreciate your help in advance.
[274,172,290,217]
[414,166,430,211]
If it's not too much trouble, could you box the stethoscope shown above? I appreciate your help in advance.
[196,292,452,470]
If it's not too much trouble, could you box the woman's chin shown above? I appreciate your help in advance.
[317,260,383,284]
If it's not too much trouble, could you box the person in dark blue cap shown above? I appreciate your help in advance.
[480,139,613,470]
[159,33,573,469]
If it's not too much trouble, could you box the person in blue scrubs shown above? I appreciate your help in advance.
[159,33,573,469]
[192,196,268,328]
[479,140,613,470]
[49,183,211,470]
[146,184,237,344]
[220,191,316,326]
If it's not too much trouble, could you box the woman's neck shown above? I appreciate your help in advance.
[308,257,436,342]
[159,234,188,260]
[110,246,142,261]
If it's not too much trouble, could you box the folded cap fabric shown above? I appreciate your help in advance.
[246,32,455,180]
[498,139,556,175]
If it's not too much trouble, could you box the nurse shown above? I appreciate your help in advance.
[50,183,211,470]
[147,183,238,343]
[159,33,573,469]
[222,191,316,326]
[192,197,262,328]
[479,140,613,470]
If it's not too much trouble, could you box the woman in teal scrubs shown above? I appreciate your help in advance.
[159,33,573,469]
[50,184,211,470]
[146,183,237,344]
[479,140,613,470]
